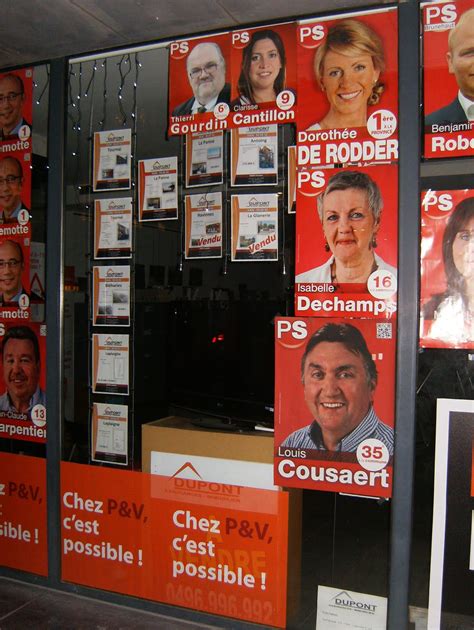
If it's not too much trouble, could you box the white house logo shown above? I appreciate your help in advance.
[248,197,270,208]
[171,462,202,480]
[167,461,241,496]
[197,196,211,209]
[104,407,121,416]
[106,268,122,278]
[108,201,125,210]
[105,337,122,347]
[107,133,125,142]
[152,161,164,170]
[330,591,377,614]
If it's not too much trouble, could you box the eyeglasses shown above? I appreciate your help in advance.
[0,259,21,269]
[0,176,21,186]
[455,230,474,244]
[189,62,219,79]
[0,92,23,104]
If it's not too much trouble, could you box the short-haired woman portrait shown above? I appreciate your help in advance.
[296,170,396,285]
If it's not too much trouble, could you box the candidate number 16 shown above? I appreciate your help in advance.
[373,275,393,289]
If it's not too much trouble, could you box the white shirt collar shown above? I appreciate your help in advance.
[458,91,474,120]
[190,95,218,115]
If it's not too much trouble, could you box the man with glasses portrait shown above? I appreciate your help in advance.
[172,42,230,116]
[0,157,28,223]
[0,240,29,306]
[0,74,31,141]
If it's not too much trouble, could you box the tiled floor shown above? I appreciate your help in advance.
[0,578,221,630]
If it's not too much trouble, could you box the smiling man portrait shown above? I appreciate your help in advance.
[281,322,393,454]
[0,240,28,305]
[0,156,28,223]
[0,325,45,417]
[0,73,31,141]
[172,42,230,116]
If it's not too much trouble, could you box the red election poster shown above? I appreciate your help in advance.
[274,317,396,497]
[296,8,398,168]
[423,0,474,159]
[228,22,297,129]
[0,452,47,575]
[0,322,46,443]
[0,221,32,320]
[0,68,33,146]
[168,33,232,136]
[420,188,474,348]
[295,163,398,318]
[61,462,289,627]
[0,150,32,224]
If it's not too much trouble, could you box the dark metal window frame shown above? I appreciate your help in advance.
[5,2,474,628]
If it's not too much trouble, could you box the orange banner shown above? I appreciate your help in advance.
[0,452,47,575]
[61,462,289,627]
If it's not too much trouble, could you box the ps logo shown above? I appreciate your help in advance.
[276,319,308,340]
[170,41,189,59]
[425,4,457,25]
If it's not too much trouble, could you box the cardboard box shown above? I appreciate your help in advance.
[142,415,275,471]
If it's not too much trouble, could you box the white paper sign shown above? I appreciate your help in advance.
[150,451,276,490]
[94,198,132,259]
[138,157,178,221]
[92,265,130,326]
[186,131,223,187]
[184,192,223,259]
[316,585,387,629]
[92,333,129,395]
[230,125,278,186]
[92,402,128,465]
[93,129,131,191]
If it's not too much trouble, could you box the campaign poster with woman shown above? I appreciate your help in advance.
[420,188,474,349]
[228,23,297,129]
[423,0,474,159]
[296,8,398,168]
[295,163,398,318]
[274,316,396,497]
[168,34,232,136]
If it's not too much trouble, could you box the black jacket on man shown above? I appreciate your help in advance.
[171,83,231,116]
[425,97,468,129]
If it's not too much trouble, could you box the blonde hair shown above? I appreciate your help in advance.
[314,19,386,106]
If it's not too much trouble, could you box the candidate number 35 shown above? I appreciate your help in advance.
[360,445,384,459]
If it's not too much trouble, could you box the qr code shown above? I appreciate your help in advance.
[376,323,392,339]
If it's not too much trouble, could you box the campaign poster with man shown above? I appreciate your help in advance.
[274,317,396,497]
[0,226,32,320]
[0,152,32,224]
[228,22,297,129]
[420,188,474,349]
[168,33,232,136]
[423,1,474,159]
[295,163,398,318]
[0,68,33,146]
[296,8,398,168]
[0,322,46,443]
